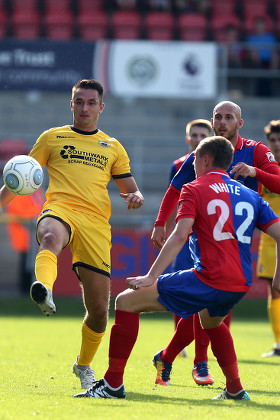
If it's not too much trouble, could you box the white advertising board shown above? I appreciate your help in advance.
[98,41,217,99]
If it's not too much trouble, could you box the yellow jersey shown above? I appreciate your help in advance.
[29,125,131,221]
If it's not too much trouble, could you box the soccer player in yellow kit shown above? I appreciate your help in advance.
[257,120,280,357]
[0,79,144,388]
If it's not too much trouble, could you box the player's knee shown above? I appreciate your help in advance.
[115,292,127,311]
[115,290,138,312]
[87,301,108,321]
[40,232,61,251]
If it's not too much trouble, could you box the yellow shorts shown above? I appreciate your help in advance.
[257,232,276,280]
[37,204,111,278]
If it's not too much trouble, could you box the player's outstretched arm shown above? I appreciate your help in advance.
[0,185,16,209]
[115,176,144,209]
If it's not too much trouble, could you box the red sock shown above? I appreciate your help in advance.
[173,313,181,328]
[205,323,243,394]
[193,313,210,364]
[104,310,139,388]
[161,316,194,364]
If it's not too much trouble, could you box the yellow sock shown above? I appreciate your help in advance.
[35,250,57,293]
[268,298,280,345]
[78,322,105,366]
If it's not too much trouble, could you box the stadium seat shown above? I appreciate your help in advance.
[242,0,269,20]
[144,11,174,40]
[210,0,237,17]
[0,8,8,38]
[178,13,208,41]
[77,0,104,12]
[44,10,74,40]
[43,0,72,12]
[11,9,41,39]
[77,11,108,41]
[211,15,241,42]
[10,0,38,10]
[0,139,28,169]
[111,10,142,40]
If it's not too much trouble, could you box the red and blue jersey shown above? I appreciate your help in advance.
[170,154,190,181]
[172,135,280,194]
[176,170,279,292]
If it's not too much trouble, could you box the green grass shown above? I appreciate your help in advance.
[0,298,279,420]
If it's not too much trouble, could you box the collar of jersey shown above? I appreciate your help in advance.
[70,126,98,135]
[235,135,243,150]
[206,170,230,177]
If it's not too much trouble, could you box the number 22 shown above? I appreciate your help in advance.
[207,199,254,244]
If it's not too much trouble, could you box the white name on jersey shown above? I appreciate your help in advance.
[209,182,241,195]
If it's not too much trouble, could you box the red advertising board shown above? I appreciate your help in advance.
[53,228,267,300]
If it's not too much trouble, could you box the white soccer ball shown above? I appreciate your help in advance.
[3,155,43,195]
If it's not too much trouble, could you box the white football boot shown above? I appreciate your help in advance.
[30,281,56,316]
[73,356,96,389]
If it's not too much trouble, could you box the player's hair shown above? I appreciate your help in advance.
[264,120,280,140]
[72,79,104,103]
[196,136,234,170]
[186,119,212,136]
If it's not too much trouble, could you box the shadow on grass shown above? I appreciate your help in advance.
[122,390,280,411]
[238,358,280,366]
[0,297,268,320]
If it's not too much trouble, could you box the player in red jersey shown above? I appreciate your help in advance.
[74,136,280,400]
[151,101,280,386]
[167,119,212,359]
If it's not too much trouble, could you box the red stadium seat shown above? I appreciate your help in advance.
[0,8,8,38]
[78,0,104,12]
[242,0,269,20]
[44,0,72,12]
[0,139,28,165]
[178,13,207,41]
[44,11,74,40]
[111,10,142,40]
[11,9,41,39]
[10,0,38,10]
[77,11,108,41]
[210,0,237,17]
[144,11,174,40]
[211,15,241,42]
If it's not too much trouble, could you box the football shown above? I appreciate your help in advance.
[3,155,43,195]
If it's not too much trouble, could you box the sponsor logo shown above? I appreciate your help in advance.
[57,135,75,138]
[266,151,275,162]
[40,209,52,215]
[60,145,109,170]
[128,56,157,86]
[98,141,110,148]
[183,54,201,76]
[102,261,110,269]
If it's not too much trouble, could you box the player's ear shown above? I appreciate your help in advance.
[99,103,105,114]
[237,118,244,130]
[185,136,190,145]
[203,154,211,166]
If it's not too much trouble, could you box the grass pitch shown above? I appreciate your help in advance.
[0,298,279,420]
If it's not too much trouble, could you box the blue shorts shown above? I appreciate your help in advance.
[157,270,246,319]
